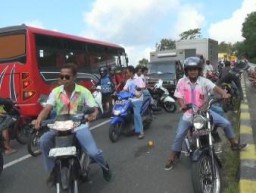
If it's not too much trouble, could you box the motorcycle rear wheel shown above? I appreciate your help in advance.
[15,123,30,144]
[191,154,221,193]
[109,122,122,143]
[163,101,176,113]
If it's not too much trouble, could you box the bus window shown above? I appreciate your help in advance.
[0,33,26,63]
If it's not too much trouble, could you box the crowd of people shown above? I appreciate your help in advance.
[0,55,250,188]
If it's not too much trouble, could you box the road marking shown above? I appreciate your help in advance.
[3,154,32,169]
[3,119,110,169]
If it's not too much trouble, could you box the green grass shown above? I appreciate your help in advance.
[222,110,240,193]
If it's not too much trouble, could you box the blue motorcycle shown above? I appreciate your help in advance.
[109,91,153,142]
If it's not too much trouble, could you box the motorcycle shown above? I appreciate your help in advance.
[148,79,177,113]
[0,98,31,144]
[45,108,95,193]
[182,99,223,193]
[109,91,153,142]
[221,82,240,112]
[206,71,219,83]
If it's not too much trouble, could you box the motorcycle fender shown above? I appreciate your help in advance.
[162,96,175,103]
[191,149,222,168]
[110,116,125,124]
[69,158,81,179]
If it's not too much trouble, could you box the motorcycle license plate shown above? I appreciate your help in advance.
[49,146,76,157]
[115,100,125,105]
[192,129,210,137]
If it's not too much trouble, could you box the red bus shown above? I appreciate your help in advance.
[0,25,128,117]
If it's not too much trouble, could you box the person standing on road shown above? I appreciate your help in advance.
[165,57,248,170]
[123,65,145,139]
[34,63,112,185]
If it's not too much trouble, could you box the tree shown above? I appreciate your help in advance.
[242,11,256,62]
[155,38,176,51]
[218,41,233,54]
[138,58,149,66]
[179,28,202,40]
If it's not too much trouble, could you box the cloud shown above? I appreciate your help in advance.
[82,0,180,44]
[173,5,205,38]
[81,0,205,65]
[24,20,45,29]
[208,0,256,43]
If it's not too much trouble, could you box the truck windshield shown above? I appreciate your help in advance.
[148,62,176,74]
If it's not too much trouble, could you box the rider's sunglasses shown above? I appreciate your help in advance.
[59,74,71,80]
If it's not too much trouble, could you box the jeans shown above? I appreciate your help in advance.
[131,100,143,134]
[39,124,107,172]
[143,89,154,104]
[171,110,235,152]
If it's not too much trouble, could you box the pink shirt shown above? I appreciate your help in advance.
[174,76,215,120]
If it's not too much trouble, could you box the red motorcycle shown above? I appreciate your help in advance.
[206,71,219,83]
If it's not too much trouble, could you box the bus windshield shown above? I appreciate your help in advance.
[0,33,26,63]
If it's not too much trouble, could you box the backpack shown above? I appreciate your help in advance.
[100,76,114,94]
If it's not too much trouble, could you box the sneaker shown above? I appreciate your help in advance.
[164,160,174,171]
[102,163,112,182]
[46,169,56,187]
[137,133,145,139]
[231,143,248,151]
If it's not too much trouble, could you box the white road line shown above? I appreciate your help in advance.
[3,154,32,169]
[3,119,110,169]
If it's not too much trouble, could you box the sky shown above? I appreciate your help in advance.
[1,0,256,65]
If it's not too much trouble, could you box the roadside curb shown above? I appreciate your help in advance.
[239,75,256,193]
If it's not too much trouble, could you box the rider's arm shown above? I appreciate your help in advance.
[177,98,187,111]
[213,86,230,99]
[34,91,55,129]
[35,105,53,129]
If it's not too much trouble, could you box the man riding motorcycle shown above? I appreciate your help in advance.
[216,60,246,101]
[34,63,112,185]
[164,57,247,170]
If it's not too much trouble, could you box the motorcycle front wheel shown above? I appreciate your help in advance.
[163,101,177,113]
[191,154,221,193]
[109,122,123,143]
[27,130,42,157]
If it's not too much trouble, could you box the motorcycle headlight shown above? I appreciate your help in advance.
[193,115,206,130]
[112,109,123,116]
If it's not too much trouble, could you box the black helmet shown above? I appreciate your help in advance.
[109,65,116,72]
[184,57,203,72]
[99,66,108,76]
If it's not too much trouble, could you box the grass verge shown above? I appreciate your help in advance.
[222,110,240,193]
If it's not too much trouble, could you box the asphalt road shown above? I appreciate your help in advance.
[0,111,193,193]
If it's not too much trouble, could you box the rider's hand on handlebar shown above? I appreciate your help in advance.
[87,109,98,122]
[222,93,231,99]
[33,119,42,130]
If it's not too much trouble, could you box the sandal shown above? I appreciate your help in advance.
[5,148,17,155]
[231,143,248,151]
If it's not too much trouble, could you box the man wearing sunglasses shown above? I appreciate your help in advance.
[34,63,112,185]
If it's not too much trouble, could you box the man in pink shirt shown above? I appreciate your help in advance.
[165,57,247,170]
